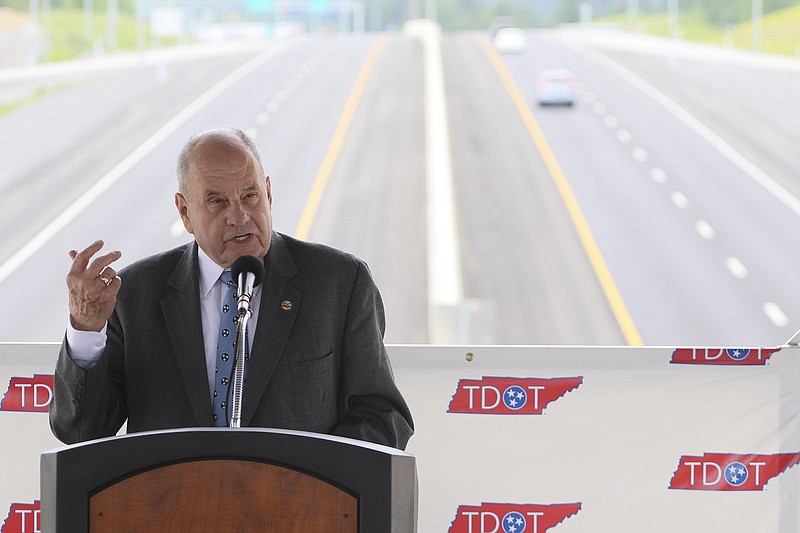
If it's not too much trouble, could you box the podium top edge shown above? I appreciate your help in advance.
[43,426,414,458]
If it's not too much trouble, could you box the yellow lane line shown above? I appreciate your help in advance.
[475,35,644,346]
[293,34,390,240]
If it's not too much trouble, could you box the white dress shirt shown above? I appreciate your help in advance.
[66,247,262,399]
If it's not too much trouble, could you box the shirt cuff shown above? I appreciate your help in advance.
[66,320,108,370]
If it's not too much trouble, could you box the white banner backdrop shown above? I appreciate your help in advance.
[392,345,800,533]
[0,344,61,533]
[1,343,798,533]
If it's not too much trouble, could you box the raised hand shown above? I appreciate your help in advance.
[66,240,122,332]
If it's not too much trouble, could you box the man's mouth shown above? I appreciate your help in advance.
[230,233,253,242]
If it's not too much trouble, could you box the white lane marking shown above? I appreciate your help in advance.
[578,49,792,330]
[670,191,689,209]
[617,129,632,143]
[604,114,618,128]
[632,146,648,162]
[763,302,789,327]
[650,167,667,183]
[582,91,596,103]
[694,219,715,239]
[725,256,748,278]
[254,51,323,132]
[564,39,800,218]
[593,101,606,114]
[0,39,300,285]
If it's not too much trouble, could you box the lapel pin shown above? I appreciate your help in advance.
[281,300,293,311]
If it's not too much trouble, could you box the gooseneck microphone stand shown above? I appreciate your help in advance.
[227,255,265,429]
[229,308,250,429]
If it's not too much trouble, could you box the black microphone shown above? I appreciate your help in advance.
[231,255,265,316]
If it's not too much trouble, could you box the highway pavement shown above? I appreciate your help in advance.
[0,27,797,347]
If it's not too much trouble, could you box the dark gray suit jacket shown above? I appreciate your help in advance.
[50,232,414,449]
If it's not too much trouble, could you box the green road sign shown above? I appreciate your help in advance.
[308,0,329,13]
[246,0,275,12]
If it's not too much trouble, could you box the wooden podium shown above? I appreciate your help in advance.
[40,428,417,532]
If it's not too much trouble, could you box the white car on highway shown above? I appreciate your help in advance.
[492,27,526,54]
[535,68,576,106]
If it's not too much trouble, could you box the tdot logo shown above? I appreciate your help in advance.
[0,375,54,413]
[670,348,779,366]
[2,501,41,533]
[670,452,800,491]
[448,377,582,415]
[448,503,581,533]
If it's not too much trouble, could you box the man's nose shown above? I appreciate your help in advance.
[227,203,249,226]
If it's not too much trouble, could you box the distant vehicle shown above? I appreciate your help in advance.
[492,27,526,54]
[488,16,516,41]
[536,69,577,106]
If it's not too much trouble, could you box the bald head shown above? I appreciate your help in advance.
[176,128,265,194]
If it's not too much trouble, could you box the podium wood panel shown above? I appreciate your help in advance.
[42,428,416,532]
[88,459,357,532]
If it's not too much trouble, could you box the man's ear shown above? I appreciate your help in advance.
[175,193,194,235]
[266,176,273,206]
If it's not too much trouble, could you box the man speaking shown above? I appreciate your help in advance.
[49,127,414,450]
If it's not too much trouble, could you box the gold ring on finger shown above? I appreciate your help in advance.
[98,275,112,287]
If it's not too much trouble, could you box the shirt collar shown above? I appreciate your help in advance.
[198,247,226,299]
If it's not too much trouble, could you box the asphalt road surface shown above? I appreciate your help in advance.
[0,28,797,347]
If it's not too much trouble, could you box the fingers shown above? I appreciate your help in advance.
[68,241,123,279]
[68,240,104,274]
[92,253,122,283]
[97,266,121,291]
[90,251,121,278]
[97,264,117,281]
[66,240,123,332]
[97,272,122,296]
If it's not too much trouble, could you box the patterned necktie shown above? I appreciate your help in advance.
[213,271,237,427]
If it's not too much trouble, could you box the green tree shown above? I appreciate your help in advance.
[554,0,580,24]
[684,0,798,26]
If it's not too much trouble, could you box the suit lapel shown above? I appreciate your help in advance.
[162,243,214,425]
[242,233,301,425]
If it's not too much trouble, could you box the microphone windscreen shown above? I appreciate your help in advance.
[231,255,265,288]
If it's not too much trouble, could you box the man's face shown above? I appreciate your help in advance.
[175,136,273,268]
